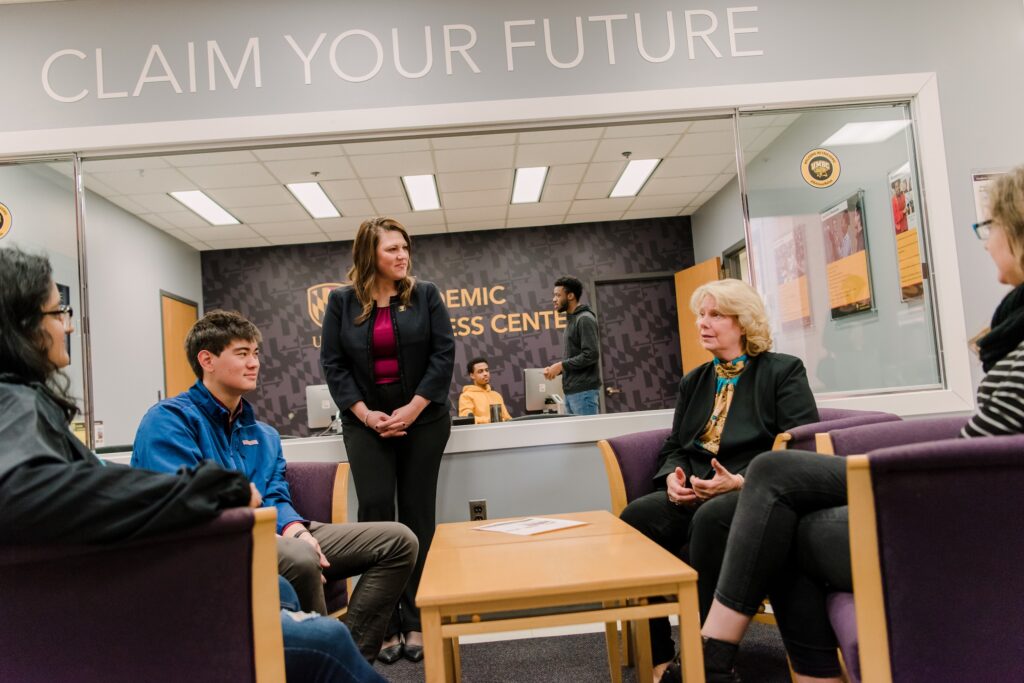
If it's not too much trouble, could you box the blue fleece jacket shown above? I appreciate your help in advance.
[131,381,304,533]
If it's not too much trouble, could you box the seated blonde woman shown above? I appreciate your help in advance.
[618,278,819,682]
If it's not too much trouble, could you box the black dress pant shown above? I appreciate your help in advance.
[343,383,451,636]
[620,488,741,665]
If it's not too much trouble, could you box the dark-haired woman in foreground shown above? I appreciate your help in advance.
[662,167,1024,683]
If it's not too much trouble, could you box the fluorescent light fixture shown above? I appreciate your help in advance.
[511,166,548,204]
[286,182,341,219]
[821,120,911,146]
[168,190,239,226]
[401,174,441,211]
[610,159,660,198]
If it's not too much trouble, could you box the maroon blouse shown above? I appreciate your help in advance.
[371,307,400,384]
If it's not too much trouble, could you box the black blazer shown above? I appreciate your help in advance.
[653,352,818,485]
[320,281,456,423]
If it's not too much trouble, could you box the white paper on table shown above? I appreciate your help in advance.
[473,517,588,536]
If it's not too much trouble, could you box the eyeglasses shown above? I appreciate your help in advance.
[973,219,993,240]
[42,304,74,330]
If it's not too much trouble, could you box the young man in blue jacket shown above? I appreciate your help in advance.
[132,310,417,663]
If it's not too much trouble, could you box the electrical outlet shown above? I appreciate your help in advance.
[468,499,487,521]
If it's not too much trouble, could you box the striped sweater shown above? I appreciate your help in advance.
[962,340,1024,437]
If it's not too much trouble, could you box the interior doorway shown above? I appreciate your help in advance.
[161,292,198,400]
[594,275,681,414]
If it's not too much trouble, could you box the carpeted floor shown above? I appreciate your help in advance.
[373,623,791,682]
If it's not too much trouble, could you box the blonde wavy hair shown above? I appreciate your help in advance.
[346,217,416,324]
[690,279,773,356]
[989,166,1024,272]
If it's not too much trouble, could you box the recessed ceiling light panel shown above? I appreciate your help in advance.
[610,159,661,198]
[821,120,911,146]
[169,190,239,226]
[402,174,441,212]
[286,182,341,219]
[511,166,548,204]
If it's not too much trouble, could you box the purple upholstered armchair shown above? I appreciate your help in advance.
[772,408,902,452]
[284,461,351,616]
[0,507,284,683]
[847,435,1024,683]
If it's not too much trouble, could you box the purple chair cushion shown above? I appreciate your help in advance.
[785,412,901,452]
[867,435,1024,682]
[0,508,257,683]
[827,592,860,683]
[827,416,968,457]
[606,428,673,501]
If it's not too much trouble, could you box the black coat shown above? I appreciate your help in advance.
[320,281,456,423]
[0,382,250,544]
[653,352,818,485]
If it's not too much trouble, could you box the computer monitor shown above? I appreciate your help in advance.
[523,368,564,411]
[305,384,339,429]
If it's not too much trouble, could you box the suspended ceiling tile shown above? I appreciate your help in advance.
[343,138,431,155]
[385,211,444,228]
[403,223,448,236]
[575,182,612,200]
[517,127,603,144]
[137,213,177,231]
[444,205,507,223]
[263,157,355,184]
[507,200,570,219]
[567,197,633,214]
[563,211,625,224]
[104,195,149,215]
[441,188,510,210]
[446,220,504,233]
[772,113,803,126]
[515,140,599,167]
[629,193,698,211]
[89,167,195,195]
[693,190,718,205]
[583,161,626,183]
[541,184,577,202]
[432,133,517,149]
[232,204,308,224]
[317,217,365,233]
[657,155,735,177]
[333,198,376,217]
[207,185,295,208]
[83,157,171,172]
[506,215,563,229]
[361,177,405,198]
[164,150,259,167]
[319,179,367,202]
[83,175,118,195]
[349,151,435,178]
[184,240,212,251]
[160,210,212,229]
[266,233,331,246]
[131,192,191,213]
[252,144,345,161]
[685,119,735,133]
[202,237,272,250]
[603,121,691,138]
[437,169,513,193]
[179,163,278,189]
[435,146,515,173]
[592,135,681,162]
[671,132,736,157]
[642,175,714,196]
[248,220,319,236]
[185,224,260,241]
[546,164,588,185]
[622,208,684,220]
[370,196,410,215]
[704,174,735,194]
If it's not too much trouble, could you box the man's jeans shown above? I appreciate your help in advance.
[279,577,386,683]
[565,389,600,415]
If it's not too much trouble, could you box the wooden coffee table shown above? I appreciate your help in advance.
[416,510,704,682]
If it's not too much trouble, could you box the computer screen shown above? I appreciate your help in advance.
[523,369,564,411]
[305,384,339,429]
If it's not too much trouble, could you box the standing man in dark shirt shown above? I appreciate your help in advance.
[544,276,602,415]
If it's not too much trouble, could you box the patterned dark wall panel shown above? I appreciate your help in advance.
[202,217,693,435]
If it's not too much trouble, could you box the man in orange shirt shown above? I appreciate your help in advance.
[458,357,512,423]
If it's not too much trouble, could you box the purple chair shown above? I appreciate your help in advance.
[772,409,902,452]
[0,507,284,683]
[847,435,1024,683]
[284,461,351,616]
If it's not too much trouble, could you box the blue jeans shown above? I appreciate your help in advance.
[565,389,600,415]
[279,577,386,683]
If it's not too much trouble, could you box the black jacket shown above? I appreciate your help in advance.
[562,304,601,394]
[320,281,456,423]
[0,382,251,544]
[653,352,818,485]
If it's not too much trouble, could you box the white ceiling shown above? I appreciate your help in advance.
[65,114,800,251]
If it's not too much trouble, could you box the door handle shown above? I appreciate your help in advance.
[605,386,622,397]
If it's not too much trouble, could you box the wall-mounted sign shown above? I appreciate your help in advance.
[0,202,12,240]
[801,149,841,189]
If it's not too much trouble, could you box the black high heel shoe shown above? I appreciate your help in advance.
[403,631,424,662]
[376,641,404,665]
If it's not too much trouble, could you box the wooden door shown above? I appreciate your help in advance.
[161,293,198,399]
[674,257,721,373]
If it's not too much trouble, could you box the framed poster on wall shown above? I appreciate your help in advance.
[888,164,924,301]
[772,221,812,328]
[821,190,874,319]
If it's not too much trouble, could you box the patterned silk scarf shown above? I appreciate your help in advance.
[696,355,748,455]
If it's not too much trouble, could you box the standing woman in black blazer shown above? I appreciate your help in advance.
[618,278,819,682]
[320,217,455,664]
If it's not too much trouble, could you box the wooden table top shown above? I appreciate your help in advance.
[417,510,695,608]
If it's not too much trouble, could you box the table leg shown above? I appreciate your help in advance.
[421,607,452,683]
[676,584,704,683]
[632,604,653,683]
[451,636,462,683]
[603,606,623,683]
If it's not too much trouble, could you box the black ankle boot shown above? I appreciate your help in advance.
[703,636,741,683]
